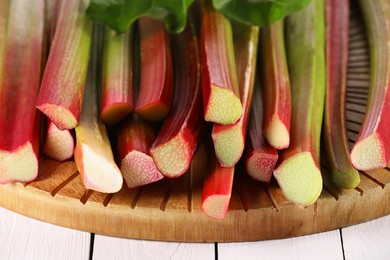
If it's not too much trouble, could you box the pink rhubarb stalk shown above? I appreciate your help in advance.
[324,0,360,188]
[245,78,278,183]
[36,0,92,130]
[260,20,291,150]
[274,0,325,206]
[101,27,134,125]
[135,17,173,122]
[150,20,204,178]
[74,26,123,193]
[212,24,259,167]
[201,144,234,220]
[0,0,44,184]
[201,3,242,125]
[350,0,390,170]
[117,115,164,188]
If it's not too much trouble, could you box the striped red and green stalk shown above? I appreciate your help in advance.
[201,2,242,125]
[350,0,390,170]
[36,0,92,130]
[201,142,234,220]
[135,17,173,122]
[74,25,123,193]
[101,26,134,126]
[150,19,204,178]
[0,0,44,183]
[324,0,360,188]
[212,23,259,167]
[274,0,325,206]
[117,115,164,188]
[260,20,291,150]
[245,77,278,183]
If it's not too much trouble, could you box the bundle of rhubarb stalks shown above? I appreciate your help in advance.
[0,0,388,220]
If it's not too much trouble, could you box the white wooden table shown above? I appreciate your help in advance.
[0,206,389,259]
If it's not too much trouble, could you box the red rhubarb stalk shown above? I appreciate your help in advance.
[117,115,164,188]
[212,23,259,167]
[201,2,242,125]
[201,144,234,220]
[260,21,291,150]
[150,19,204,178]
[0,0,44,183]
[43,120,75,162]
[135,17,173,122]
[274,0,325,206]
[245,78,278,183]
[36,0,92,130]
[74,26,123,193]
[101,27,134,125]
[324,0,360,188]
[350,0,390,170]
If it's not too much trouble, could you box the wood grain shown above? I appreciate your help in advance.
[0,1,390,243]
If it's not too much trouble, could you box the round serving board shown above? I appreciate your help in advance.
[1,3,390,243]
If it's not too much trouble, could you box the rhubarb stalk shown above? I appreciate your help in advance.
[117,115,164,188]
[273,0,325,206]
[201,2,242,125]
[0,0,44,183]
[150,19,204,178]
[212,23,259,167]
[43,120,75,162]
[101,27,134,125]
[260,21,291,150]
[74,25,123,193]
[245,78,278,183]
[36,0,92,130]
[350,0,390,170]
[324,0,360,188]
[201,143,234,220]
[135,17,173,122]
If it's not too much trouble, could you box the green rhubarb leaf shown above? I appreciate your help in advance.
[86,0,194,33]
[212,0,312,27]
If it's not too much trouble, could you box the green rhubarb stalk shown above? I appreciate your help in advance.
[74,25,123,193]
[101,27,134,125]
[0,0,44,184]
[212,23,259,167]
[324,0,360,188]
[36,0,92,130]
[274,0,325,206]
[350,0,390,170]
[201,2,242,125]
[0,0,9,76]
[260,20,291,150]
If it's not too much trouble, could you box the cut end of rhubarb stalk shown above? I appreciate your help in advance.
[101,103,133,126]
[37,104,78,130]
[75,144,123,193]
[246,152,278,183]
[135,101,170,122]
[150,133,192,178]
[43,123,74,161]
[204,85,242,125]
[0,143,38,184]
[331,167,360,189]
[264,115,290,149]
[121,151,164,188]
[350,133,386,171]
[201,195,231,220]
[274,152,322,206]
[213,125,244,167]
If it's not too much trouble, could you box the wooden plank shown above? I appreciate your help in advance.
[342,214,390,259]
[0,206,90,260]
[218,230,343,260]
[92,236,214,260]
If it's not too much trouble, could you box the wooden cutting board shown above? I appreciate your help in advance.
[0,2,390,243]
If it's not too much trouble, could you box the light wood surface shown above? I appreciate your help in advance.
[1,0,390,244]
